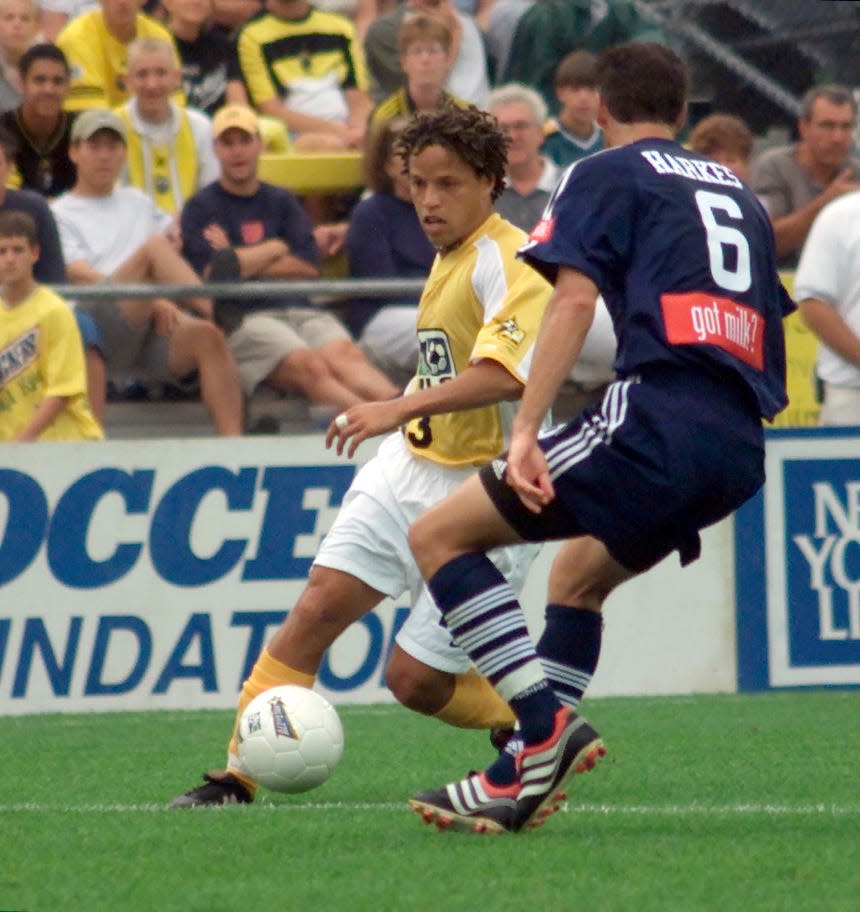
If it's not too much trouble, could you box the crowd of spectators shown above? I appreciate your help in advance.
[1,0,858,440]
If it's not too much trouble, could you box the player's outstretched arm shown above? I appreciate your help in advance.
[326,359,522,458]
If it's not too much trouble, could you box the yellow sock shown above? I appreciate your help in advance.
[433,669,516,730]
[227,647,316,790]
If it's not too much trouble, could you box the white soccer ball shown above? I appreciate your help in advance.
[237,685,344,793]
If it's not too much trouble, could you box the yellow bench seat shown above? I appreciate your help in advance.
[258,152,364,194]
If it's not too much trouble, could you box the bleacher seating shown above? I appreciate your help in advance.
[258,152,364,194]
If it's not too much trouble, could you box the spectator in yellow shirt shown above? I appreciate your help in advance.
[57,0,183,111]
[236,0,372,150]
[0,208,103,441]
[367,13,464,140]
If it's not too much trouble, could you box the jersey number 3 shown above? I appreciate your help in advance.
[695,190,752,293]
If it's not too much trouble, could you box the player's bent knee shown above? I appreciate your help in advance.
[385,649,452,716]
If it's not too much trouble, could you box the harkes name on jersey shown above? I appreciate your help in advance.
[0,328,38,386]
[640,149,742,188]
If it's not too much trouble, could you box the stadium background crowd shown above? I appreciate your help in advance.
[1,0,858,439]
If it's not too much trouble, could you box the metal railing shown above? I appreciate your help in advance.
[50,277,427,302]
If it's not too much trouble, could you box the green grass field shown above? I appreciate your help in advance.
[3,690,858,912]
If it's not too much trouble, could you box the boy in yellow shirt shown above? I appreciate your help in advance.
[0,209,103,441]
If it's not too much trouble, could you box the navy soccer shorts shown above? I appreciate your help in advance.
[480,366,765,573]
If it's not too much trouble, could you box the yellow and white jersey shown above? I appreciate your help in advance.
[0,286,103,441]
[57,10,182,111]
[237,7,369,115]
[405,213,551,468]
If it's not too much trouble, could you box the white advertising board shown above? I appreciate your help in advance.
[0,435,736,715]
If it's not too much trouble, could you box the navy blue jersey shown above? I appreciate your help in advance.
[181,181,320,311]
[520,138,793,419]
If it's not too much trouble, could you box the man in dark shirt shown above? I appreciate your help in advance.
[181,104,399,410]
[0,126,66,281]
[0,44,76,199]
[163,0,242,116]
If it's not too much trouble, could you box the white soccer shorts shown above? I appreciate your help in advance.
[314,432,540,673]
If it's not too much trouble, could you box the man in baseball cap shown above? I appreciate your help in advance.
[51,99,245,436]
[211,104,259,139]
[69,108,128,144]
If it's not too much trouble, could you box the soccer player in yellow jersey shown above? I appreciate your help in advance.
[171,105,552,807]
[0,210,102,441]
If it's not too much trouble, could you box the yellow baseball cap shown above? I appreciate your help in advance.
[212,105,260,139]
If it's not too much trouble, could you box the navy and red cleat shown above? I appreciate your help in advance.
[409,709,605,835]
[409,771,518,834]
[512,707,605,831]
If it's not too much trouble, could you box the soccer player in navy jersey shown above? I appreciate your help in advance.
[407,42,794,835]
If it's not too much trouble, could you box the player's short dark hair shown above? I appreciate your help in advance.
[0,210,38,246]
[596,42,687,127]
[688,113,753,163]
[554,49,598,90]
[19,43,70,79]
[395,105,509,202]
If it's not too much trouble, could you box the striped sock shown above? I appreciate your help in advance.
[485,605,601,787]
[538,605,602,708]
[427,553,559,746]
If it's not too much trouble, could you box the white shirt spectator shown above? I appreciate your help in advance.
[51,184,172,275]
[795,190,860,424]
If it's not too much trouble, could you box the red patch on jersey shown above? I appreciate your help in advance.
[529,217,555,243]
[661,291,764,370]
[240,221,265,245]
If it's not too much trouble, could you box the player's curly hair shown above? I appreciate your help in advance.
[395,105,510,202]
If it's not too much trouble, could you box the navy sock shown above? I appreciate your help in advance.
[484,687,562,787]
[509,684,561,743]
[485,729,522,787]
[537,605,602,708]
[485,605,601,787]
